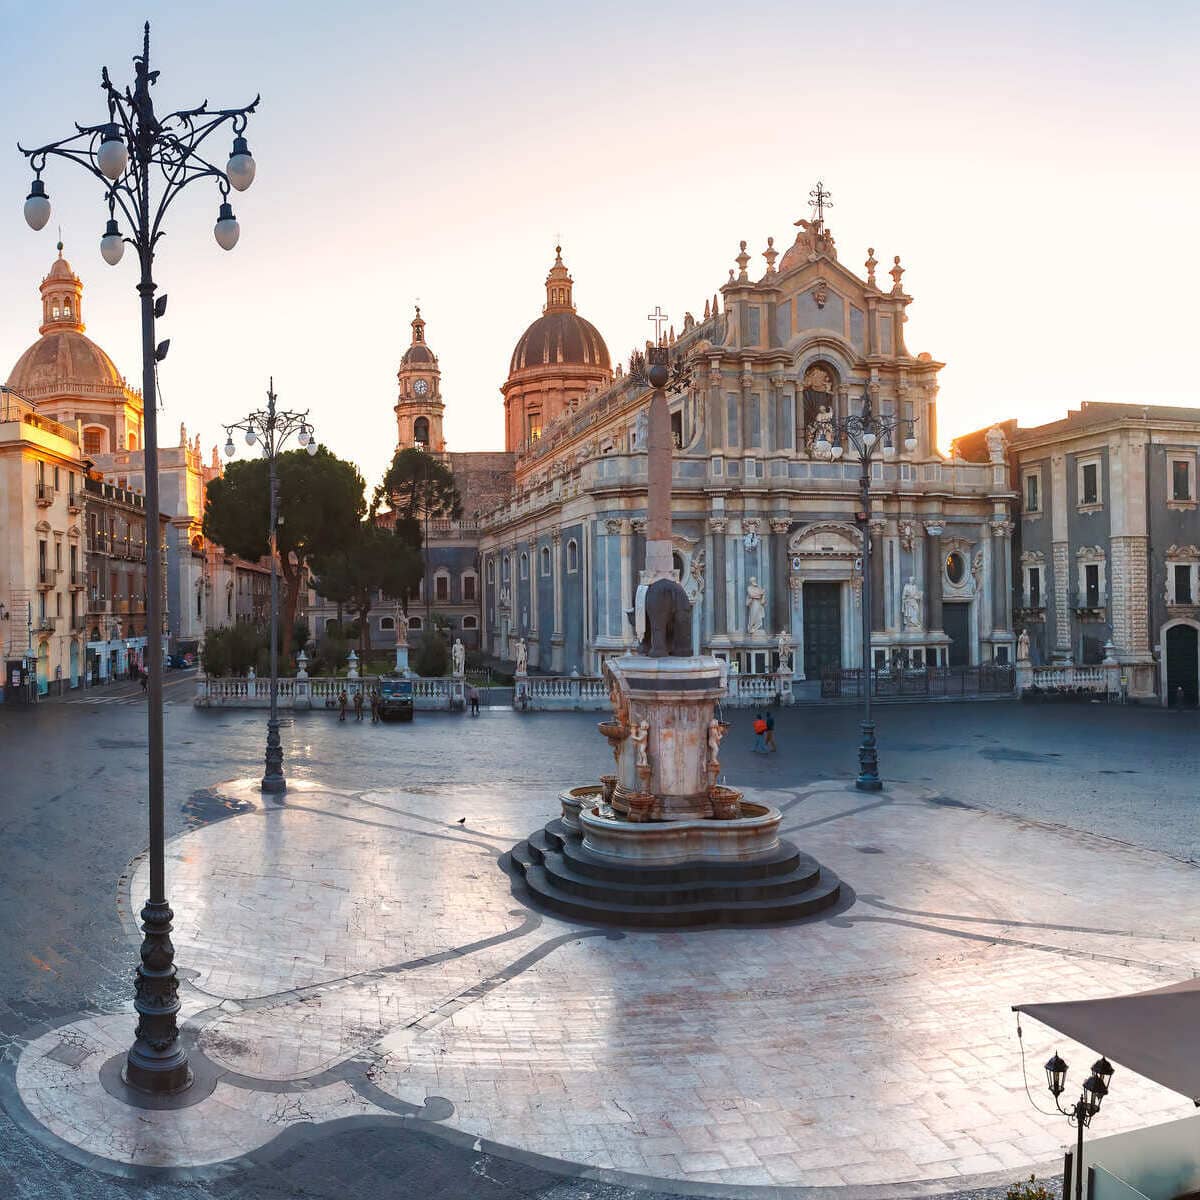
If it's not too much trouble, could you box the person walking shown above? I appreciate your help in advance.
[752,712,768,754]
[353,689,365,722]
[139,664,147,693]
[467,684,479,716]
[369,687,380,724]
[338,689,348,722]
[764,710,777,753]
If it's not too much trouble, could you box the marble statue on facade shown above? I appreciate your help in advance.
[707,717,726,784]
[452,637,466,676]
[515,638,528,675]
[746,577,767,635]
[395,609,409,645]
[815,405,834,447]
[1017,628,1031,662]
[776,629,794,673]
[902,577,924,631]
[986,424,1008,464]
[634,406,648,451]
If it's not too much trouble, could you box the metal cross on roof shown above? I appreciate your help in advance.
[809,180,833,224]
[647,306,668,345]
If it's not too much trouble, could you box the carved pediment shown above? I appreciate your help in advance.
[1019,549,1046,565]
[1167,544,1200,562]
[1075,544,1107,559]
[788,521,862,558]
[35,519,51,533]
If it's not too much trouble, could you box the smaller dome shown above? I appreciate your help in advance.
[47,254,76,282]
[401,343,435,366]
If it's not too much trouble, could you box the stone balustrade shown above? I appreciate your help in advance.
[1016,660,1123,698]
[195,674,466,711]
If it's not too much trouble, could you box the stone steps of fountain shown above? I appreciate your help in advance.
[536,821,807,884]
[508,826,843,928]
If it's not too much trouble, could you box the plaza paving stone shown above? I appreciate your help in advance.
[2,699,1197,1197]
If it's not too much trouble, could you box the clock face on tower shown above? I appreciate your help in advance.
[413,379,429,397]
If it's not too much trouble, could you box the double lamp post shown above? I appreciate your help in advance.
[19,24,259,1094]
[223,384,318,794]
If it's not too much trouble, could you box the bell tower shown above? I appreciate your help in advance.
[394,306,445,454]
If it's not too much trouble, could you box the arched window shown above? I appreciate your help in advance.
[566,539,579,573]
[408,615,423,631]
[519,552,528,580]
[486,558,495,584]
[413,416,430,447]
[83,428,104,456]
[127,433,138,450]
[502,556,510,582]
[380,616,395,631]
[540,545,551,576]
[462,616,477,630]
[64,298,72,318]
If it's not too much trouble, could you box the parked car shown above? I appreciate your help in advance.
[378,677,414,722]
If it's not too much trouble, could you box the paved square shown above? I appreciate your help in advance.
[10,703,1200,1196]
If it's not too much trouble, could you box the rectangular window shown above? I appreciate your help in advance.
[744,306,760,346]
[1084,563,1100,607]
[780,394,794,449]
[726,394,738,447]
[747,394,761,448]
[1081,462,1099,506]
[463,575,476,601]
[1172,458,1193,502]
[1028,567,1041,608]
[1175,564,1193,605]
[1025,473,1040,513]
[435,577,448,601]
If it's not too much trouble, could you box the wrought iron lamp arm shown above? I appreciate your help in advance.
[224,409,313,460]
[19,74,258,254]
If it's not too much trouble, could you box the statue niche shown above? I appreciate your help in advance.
[641,576,693,658]
[801,364,836,454]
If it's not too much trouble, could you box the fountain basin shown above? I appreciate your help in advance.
[580,800,780,864]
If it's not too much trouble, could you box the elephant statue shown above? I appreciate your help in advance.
[642,577,693,658]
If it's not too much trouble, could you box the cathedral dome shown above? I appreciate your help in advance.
[508,247,610,374]
[6,247,128,398]
[510,311,610,373]
[7,330,125,395]
[399,305,437,367]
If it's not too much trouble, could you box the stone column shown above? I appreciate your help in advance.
[710,518,727,634]
[527,538,539,637]
[551,528,564,672]
[770,518,791,633]
[991,519,1014,635]
[1050,452,1071,661]
[869,519,886,632]
[618,519,634,645]
[924,522,944,633]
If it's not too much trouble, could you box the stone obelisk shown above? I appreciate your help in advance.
[643,355,675,585]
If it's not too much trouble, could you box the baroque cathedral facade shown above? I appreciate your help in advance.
[385,195,1017,679]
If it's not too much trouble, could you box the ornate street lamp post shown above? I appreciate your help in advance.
[813,396,916,790]
[224,382,317,794]
[1044,1050,1115,1200]
[18,23,259,1094]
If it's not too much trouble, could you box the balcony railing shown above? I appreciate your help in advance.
[69,570,87,589]
[37,566,60,590]
[1071,590,1107,614]
[70,615,88,632]
[114,597,147,615]
[35,482,55,506]
[67,491,81,512]
[90,596,111,613]
[36,616,58,632]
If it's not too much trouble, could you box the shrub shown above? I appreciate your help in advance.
[1006,1177,1052,1200]
[292,619,310,652]
[413,630,449,677]
[200,630,231,677]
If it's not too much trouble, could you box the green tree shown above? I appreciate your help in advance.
[203,447,365,656]
[413,629,449,677]
[310,524,424,661]
[371,448,462,523]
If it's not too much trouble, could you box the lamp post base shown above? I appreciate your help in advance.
[855,720,883,791]
[124,899,192,1095]
[261,719,286,794]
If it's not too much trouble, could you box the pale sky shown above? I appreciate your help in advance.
[2,0,1197,490]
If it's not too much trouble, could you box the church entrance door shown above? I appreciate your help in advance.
[802,581,841,678]
[1165,623,1199,706]
[944,602,970,667]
